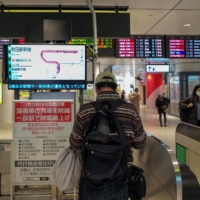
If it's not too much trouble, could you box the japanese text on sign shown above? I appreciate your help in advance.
[15,102,72,122]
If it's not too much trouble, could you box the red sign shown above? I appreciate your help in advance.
[15,102,72,122]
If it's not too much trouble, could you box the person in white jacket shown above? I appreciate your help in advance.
[129,88,141,114]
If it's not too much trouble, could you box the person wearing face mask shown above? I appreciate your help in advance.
[155,94,170,127]
[179,84,200,126]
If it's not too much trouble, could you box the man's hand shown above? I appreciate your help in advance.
[187,103,193,108]
[162,105,166,109]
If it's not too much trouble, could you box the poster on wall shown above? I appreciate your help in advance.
[87,84,94,97]
[12,100,74,185]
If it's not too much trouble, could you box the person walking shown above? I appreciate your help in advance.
[70,72,146,200]
[121,90,126,100]
[155,94,170,127]
[179,84,200,126]
[129,88,141,114]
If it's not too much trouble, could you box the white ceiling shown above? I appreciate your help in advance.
[2,0,200,73]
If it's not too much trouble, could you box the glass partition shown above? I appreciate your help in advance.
[188,75,200,96]
[169,75,180,115]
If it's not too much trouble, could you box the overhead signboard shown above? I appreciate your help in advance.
[0,39,12,58]
[134,35,165,58]
[68,38,113,48]
[166,36,200,58]
[146,64,169,73]
[116,35,165,58]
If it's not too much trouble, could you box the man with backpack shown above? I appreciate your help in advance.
[70,71,146,200]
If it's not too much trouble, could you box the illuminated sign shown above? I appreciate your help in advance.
[68,39,112,48]
[146,64,169,73]
[116,38,135,57]
[0,39,12,58]
[166,36,200,58]
[116,35,165,58]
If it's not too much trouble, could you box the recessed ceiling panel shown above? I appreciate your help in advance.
[148,10,200,35]
[176,0,200,9]
[129,9,169,34]
[127,0,181,9]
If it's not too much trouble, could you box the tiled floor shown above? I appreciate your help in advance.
[0,105,181,155]
[140,105,180,154]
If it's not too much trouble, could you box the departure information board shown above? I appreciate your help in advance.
[116,38,135,57]
[68,38,113,48]
[116,35,165,58]
[135,35,165,58]
[0,39,12,58]
[166,36,200,58]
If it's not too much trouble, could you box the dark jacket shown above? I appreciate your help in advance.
[179,96,200,126]
[121,94,125,100]
[155,97,170,114]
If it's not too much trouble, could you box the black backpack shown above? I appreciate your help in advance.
[82,99,130,185]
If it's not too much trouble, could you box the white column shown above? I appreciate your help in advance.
[0,60,14,123]
[93,63,100,100]
[0,85,14,123]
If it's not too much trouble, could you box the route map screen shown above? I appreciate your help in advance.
[7,44,86,90]
[166,36,200,58]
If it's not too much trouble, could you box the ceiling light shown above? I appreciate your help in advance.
[184,24,191,27]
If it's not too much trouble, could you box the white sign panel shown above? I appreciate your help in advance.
[146,64,169,73]
[12,100,74,185]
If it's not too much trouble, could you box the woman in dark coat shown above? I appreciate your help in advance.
[179,84,200,126]
[121,90,126,100]
[155,94,170,126]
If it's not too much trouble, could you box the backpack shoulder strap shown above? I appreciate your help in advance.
[111,99,126,111]
[90,101,102,111]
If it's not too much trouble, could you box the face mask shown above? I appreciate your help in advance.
[196,91,200,97]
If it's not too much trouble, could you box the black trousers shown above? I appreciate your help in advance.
[159,112,166,125]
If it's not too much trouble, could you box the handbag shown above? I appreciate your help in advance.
[52,146,81,191]
[164,108,168,112]
[127,165,146,200]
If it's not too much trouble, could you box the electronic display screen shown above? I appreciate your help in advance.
[7,44,86,90]
[116,35,165,58]
[166,36,200,58]
[0,39,12,58]
[69,38,113,48]
[135,35,165,58]
[116,38,135,57]
[146,64,169,73]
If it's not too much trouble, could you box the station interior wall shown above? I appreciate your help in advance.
[2,60,200,123]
